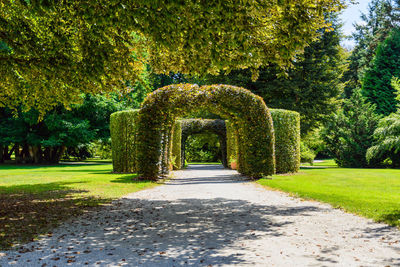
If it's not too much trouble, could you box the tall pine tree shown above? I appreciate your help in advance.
[342,0,400,97]
[362,28,400,115]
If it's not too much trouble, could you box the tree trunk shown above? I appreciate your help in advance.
[0,145,3,163]
[32,145,43,164]
[14,144,21,163]
[47,146,66,164]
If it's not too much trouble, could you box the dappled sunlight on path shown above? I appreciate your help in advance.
[0,164,399,266]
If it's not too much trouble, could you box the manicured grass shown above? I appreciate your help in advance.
[188,162,222,165]
[0,163,156,249]
[258,160,400,227]
[302,159,338,167]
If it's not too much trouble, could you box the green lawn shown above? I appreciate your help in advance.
[258,160,400,227]
[188,162,222,165]
[0,163,156,249]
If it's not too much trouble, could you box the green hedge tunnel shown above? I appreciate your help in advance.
[136,84,275,180]
[178,119,228,168]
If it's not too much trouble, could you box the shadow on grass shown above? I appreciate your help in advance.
[0,163,109,170]
[0,182,112,250]
[379,210,400,227]
[110,175,151,184]
[300,166,330,170]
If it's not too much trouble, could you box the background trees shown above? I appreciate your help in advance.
[0,94,127,163]
[342,0,400,98]
[322,90,381,167]
[204,14,346,135]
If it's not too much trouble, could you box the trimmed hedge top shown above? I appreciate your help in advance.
[136,84,275,180]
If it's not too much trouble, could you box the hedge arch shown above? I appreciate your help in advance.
[136,84,275,180]
[178,119,228,168]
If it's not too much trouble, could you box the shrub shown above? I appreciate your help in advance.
[92,139,112,159]
[302,129,329,159]
[367,113,400,167]
[110,109,139,173]
[136,84,275,180]
[300,141,316,165]
[321,90,381,167]
[270,109,301,173]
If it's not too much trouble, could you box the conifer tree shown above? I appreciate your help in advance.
[362,28,400,115]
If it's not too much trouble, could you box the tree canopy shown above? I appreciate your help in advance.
[204,13,346,135]
[0,0,344,115]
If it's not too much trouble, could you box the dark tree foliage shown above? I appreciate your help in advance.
[321,90,381,168]
[205,14,345,135]
[0,95,125,163]
[362,28,400,116]
[342,0,400,97]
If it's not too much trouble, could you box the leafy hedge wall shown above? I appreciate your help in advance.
[136,84,275,180]
[110,109,139,173]
[180,119,227,168]
[226,120,238,168]
[171,121,182,170]
[270,109,301,173]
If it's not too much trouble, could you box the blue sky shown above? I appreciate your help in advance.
[340,0,372,48]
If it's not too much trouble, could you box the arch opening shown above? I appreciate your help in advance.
[179,119,228,168]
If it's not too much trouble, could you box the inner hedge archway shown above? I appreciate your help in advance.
[136,84,275,180]
[179,119,228,168]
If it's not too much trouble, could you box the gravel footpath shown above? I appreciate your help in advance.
[1,164,399,266]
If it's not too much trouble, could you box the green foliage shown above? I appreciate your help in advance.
[362,28,400,115]
[300,142,316,165]
[0,0,344,115]
[92,139,112,160]
[136,84,275,180]
[322,90,381,167]
[343,0,400,97]
[270,109,301,173]
[171,121,182,170]
[392,76,400,108]
[110,110,139,173]
[226,121,238,168]
[184,134,221,163]
[0,94,125,163]
[205,14,346,135]
[302,129,329,158]
[179,119,227,168]
[367,113,400,167]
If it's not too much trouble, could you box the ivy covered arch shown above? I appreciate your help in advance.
[179,119,228,168]
[136,84,275,180]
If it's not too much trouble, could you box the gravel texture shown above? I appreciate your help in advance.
[1,164,399,266]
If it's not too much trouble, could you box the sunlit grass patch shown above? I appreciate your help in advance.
[0,163,156,249]
[258,160,400,227]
